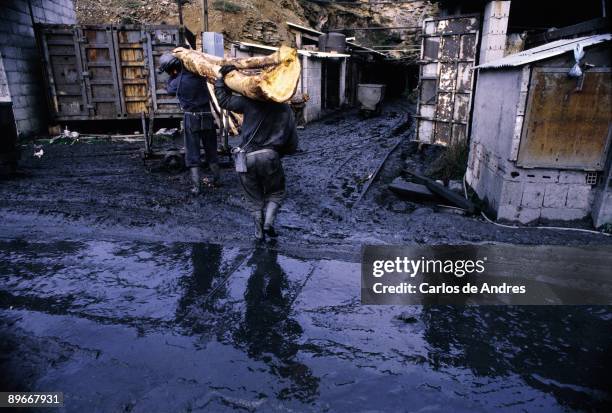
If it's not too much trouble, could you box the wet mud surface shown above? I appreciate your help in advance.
[1,101,610,250]
[1,102,611,412]
[1,240,611,412]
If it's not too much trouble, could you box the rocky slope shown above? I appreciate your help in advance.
[74,0,440,59]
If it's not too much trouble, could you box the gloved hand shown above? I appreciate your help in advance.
[219,65,237,77]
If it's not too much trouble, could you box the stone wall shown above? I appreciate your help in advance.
[0,0,76,138]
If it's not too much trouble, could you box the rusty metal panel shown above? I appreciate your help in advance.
[113,26,149,116]
[146,26,182,115]
[517,68,612,170]
[79,25,123,118]
[416,15,480,145]
[38,23,188,121]
[39,25,89,119]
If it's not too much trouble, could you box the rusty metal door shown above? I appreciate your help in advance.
[113,26,151,116]
[416,15,480,145]
[39,26,89,119]
[145,27,182,115]
[517,68,612,170]
[78,26,123,118]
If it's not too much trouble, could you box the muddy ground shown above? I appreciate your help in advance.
[1,101,611,412]
[1,101,610,254]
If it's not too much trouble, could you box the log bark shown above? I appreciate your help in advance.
[172,46,301,103]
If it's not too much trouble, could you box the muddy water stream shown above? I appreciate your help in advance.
[1,239,610,412]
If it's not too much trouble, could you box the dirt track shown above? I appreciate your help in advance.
[1,101,610,256]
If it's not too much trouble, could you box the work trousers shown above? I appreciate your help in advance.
[239,149,286,213]
[184,112,218,168]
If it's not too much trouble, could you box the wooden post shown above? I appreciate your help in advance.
[177,0,183,26]
[202,0,209,32]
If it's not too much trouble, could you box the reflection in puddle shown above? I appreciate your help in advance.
[0,240,610,412]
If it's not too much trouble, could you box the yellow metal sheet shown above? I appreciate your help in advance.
[518,69,612,170]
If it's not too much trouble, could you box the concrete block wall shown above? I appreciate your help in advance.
[0,0,76,138]
[479,1,511,64]
[302,58,321,123]
[468,142,595,224]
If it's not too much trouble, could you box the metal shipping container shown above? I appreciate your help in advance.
[38,24,194,121]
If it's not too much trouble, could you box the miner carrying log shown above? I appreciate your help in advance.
[170,45,301,241]
[158,53,221,195]
[215,65,298,242]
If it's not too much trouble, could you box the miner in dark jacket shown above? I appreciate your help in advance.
[159,53,220,195]
[215,65,298,241]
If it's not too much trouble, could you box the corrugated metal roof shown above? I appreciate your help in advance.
[475,34,612,69]
[236,41,351,58]
[285,21,386,57]
[286,21,323,36]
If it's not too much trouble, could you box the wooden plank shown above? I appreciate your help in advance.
[389,178,436,201]
[406,170,476,213]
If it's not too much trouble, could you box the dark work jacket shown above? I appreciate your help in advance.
[214,78,298,156]
[167,69,211,112]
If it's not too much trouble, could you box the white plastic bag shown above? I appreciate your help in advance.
[568,43,585,78]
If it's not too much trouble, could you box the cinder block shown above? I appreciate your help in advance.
[44,9,60,23]
[0,47,20,59]
[1,58,18,72]
[541,207,588,221]
[4,9,23,25]
[543,184,568,208]
[16,118,31,135]
[14,24,34,37]
[12,107,30,121]
[6,71,23,85]
[522,170,559,183]
[521,183,544,208]
[18,10,32,25]
[499,180,522,206]
[559,171,586,184]
[12,96,26,108]
[497,205,519,221]
[566,185,592,209]
[517,207,541,224]
[32,6,45,21]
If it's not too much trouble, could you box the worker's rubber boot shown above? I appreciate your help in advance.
[209,163,221,187]
[190,167,202,196]
[263,202,280,238]
[252,210,265,242]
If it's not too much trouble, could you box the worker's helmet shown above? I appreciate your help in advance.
[158,53,179,74]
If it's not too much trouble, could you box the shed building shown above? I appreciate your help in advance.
[230,41,350,123]
[466,34,612,227]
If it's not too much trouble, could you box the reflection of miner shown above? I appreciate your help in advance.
[234,247,319,401]
[176,243,223,324]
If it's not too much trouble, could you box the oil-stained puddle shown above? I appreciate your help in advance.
[0,239,610,412]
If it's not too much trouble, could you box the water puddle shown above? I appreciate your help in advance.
[0,239,610,412]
